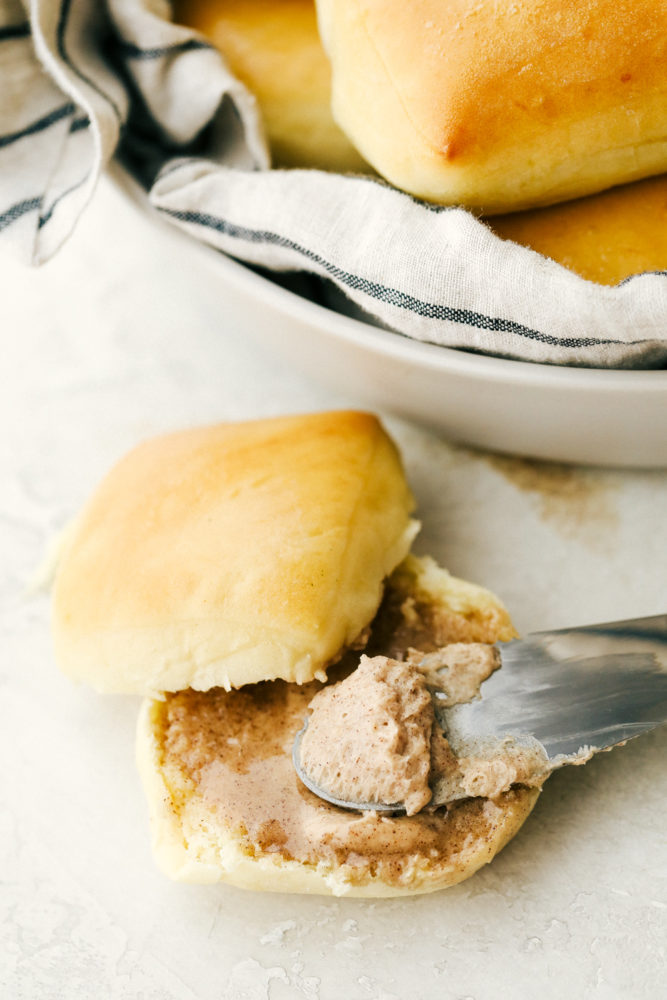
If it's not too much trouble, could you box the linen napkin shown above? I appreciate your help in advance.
[1,0,666,367]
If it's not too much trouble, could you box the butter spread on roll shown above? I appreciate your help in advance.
[139,554,540,895]
[53,411,544,897]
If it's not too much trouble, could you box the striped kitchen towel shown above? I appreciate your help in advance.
[1,0,666,367]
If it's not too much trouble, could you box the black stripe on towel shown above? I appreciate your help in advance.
[0,197,41,233]
[0,21,30,42]
[0,102,75,150]
[114,37,213,60]
[157,207,624,350]
[38,173,89,229]
[617,270,667,287]
[69,114,91,134]
[56,0,124,122]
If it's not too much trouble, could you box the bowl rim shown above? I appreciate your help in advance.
[209,239,667,394]
[111,163,667,396]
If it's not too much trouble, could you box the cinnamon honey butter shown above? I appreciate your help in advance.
[157,592,547,888]
[300,650,551,814]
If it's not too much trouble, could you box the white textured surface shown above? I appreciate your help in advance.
[2,177,666,1000]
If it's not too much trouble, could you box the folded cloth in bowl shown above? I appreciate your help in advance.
[1,0,666,368]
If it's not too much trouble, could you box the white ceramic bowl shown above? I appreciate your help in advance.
[114,167,667,468]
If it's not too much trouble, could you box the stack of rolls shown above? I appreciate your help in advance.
[173,0,667,287]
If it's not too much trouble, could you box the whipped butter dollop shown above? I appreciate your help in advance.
[297,643,538,816]
[298,655,436,815]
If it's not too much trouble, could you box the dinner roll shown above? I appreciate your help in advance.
[316,0,667,212]
[172,0,369,172]
[487,173,667,286]
[52,411,417,694]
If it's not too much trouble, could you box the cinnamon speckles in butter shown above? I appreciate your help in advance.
[299,655,435,815]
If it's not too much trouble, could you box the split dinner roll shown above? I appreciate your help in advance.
[317,0,667,212]
[53,412,541,896]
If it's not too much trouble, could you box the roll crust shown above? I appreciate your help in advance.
[488,173,667,285]
[52,411,417,694]
[317,0,667,212]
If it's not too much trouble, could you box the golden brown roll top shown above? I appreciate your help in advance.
[316,0,667,213]
[487,173,667,286]
[52,411,418,694]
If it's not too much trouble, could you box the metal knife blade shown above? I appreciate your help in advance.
[435,613,667,774]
